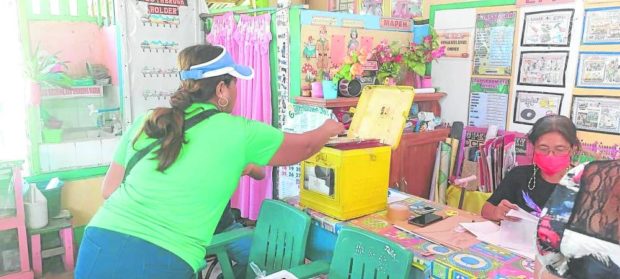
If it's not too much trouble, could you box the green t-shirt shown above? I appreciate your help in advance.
[88,103,284,271]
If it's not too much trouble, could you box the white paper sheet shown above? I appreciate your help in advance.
[460,210,539,260]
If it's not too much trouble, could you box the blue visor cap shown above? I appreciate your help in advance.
[179,49,254,81]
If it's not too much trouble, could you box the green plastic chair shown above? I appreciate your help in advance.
[205,199,311,279]
[290,226,414,279]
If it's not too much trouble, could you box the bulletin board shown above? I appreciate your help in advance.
[298,10,413,87]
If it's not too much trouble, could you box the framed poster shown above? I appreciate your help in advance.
[576,52,620,89]
[468,77,510,129]
[513,91,564,125]
[582,7,620,45]
[571,95,620,135]
[358,0,387,17]
[521,9,574,47]
[391,0,423,19]
[517,51,569,87]
[438,31,471,58]
[472,11,517,76]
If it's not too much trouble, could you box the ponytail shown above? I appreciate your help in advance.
[134,89,193,172]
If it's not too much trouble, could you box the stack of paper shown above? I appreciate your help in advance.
[460,207,539,259]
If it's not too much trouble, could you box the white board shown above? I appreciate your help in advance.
[432,8,477,125]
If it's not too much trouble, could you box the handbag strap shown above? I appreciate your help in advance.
[122,109,220,181]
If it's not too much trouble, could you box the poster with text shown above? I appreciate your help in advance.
[582,7,620,45]
[576,52,620,89]
[277,104,333,199]
[438,31,471,58]
[571,96,620,135]
[521,9,573,47]
[468,78,510,129]
[513,91,563,125]
[517,51,569,87]
[473,11,516,76]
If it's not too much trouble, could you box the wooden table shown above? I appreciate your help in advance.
[286,191,535,279]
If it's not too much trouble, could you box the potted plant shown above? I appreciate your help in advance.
[301,63,316,97]
[322,68,338,100]
[403,29,446,88]
[371,40,403,85]
[311,69,324,98]
[332,48,367,97]
[24,45,72,105]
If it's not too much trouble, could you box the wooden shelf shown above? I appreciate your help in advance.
[295,97,359,108]
[295,92,446,108]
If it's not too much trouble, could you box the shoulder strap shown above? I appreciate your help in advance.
[122,109,220,181]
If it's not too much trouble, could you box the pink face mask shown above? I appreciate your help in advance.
[534,152,571,176]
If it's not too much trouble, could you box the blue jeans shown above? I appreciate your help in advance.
[75,227,195,279]
[220,222,252,278]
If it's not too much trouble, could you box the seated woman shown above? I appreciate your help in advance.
[481,115,579,221]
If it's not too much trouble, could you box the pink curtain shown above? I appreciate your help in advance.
[207,13,273,220]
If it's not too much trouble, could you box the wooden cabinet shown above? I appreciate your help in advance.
[295,92,448,199]
[390,128,450,199]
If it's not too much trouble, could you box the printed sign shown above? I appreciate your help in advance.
[148,4,179,15]
[438,32,471,58]
[513,91,563,125]
[468,78,510,129]
[139,0,188,6]
[521,9,574,47]
[517,51,569,87]
[576,52,620,89]
[380,18,413,31]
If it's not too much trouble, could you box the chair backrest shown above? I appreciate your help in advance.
[328,226,413,279]
[245,200,311,279]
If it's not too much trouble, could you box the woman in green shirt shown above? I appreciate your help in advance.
[75,44,344,279]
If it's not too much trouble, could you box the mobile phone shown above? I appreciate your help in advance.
[408,213,443,227]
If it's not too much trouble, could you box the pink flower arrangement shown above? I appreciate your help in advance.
[331,48,369,84]
[371,40,404,83]
[403,29,446,76]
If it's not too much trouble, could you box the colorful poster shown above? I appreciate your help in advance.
[468,78,510,129]
[438,31,471,58]
[517,51,569,87]
[521,9,574,47]
[513,91,563,125]
[576,52,620,89]
[391,0,423,19]
[473,12,516,76]
[571,96,620,135]
[582,7,620,44]
[359,0,385,16]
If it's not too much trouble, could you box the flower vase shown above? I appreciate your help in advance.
[311,81,323,98]
[421,76,432,88]
[322,80,338,100]
[301,83,312,97]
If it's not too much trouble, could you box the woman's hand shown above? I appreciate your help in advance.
[322,119,346,137]
[243,164,265,180]
[494,199,521,222]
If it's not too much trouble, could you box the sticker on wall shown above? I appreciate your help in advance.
[330,34,346,67]
[517,51,569,87]
[582,7,620,45]
[521,9,574,47]
[576,52,620,89]
[316,25,331,73]
[303,36,317,59]
[473,12,516,76]
[140,40,179,53]
[348,29,360,51]
[571,95,620,135]
[513,91,563,125]
[391,0,422,19]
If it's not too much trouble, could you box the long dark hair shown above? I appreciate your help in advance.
[134,45,234,172]
[528,115,580,149]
